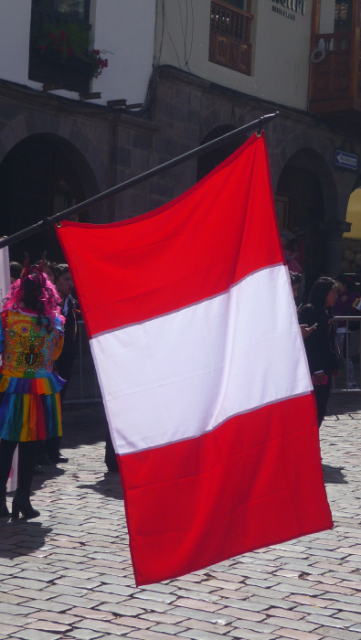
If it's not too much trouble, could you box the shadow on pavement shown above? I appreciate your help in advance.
[61,403,108,449]
[0,519,52,557]
[79,471,124,501]
[322,464,348,484]
[327,393,361,417]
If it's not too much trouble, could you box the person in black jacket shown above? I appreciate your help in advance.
[299,277,339,428]
[43,264,79,463]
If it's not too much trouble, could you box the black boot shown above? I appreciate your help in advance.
[0,488,9,518]
[12,441,40,519]
[12,489,40,519]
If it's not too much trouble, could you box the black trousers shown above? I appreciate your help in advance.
[313,374,332,427]
[0,440,40,492]
[43,358,74,461]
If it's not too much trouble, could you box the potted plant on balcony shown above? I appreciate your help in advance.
[36,22,108,80]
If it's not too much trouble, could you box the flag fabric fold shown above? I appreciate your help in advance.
[56,132,332,586]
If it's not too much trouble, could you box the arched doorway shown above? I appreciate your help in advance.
[275,148,337,294]
[197,125,246,181]
[0,134,99,264]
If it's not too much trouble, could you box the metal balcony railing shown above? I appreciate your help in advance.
[209,1,253,76]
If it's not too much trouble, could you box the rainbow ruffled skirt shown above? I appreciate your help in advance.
[0,373,64,442]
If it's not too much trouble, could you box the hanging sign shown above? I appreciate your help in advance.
[271,0,306,18]
[334,150,359,172]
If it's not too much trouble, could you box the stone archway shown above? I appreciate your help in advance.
[275,146,339,290]
[0,133,101,263]
[197,124,247,181]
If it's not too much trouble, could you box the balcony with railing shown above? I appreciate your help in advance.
[28,2,92,94]
[308,1,361,126]
[209,1,253,76]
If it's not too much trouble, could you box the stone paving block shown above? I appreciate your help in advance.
[24,620,72,632]
[29,610,81,624]
[277,630,323,640]
[66,607,114,620]
[0,612,36,628]
[0,623,19,635]
[23,599,72,612]
[52,595,103,608]
[306,614,351,628]
[66,631,102,640]
[5,577,54,590]
[266,608,305,620]
[96,584,138,597]
[168,607,235,625]
[171,598,221,612]
[315,627,361,639]
[46,584,89,597]
[178,629,229,640]
[73,619,131,635]
[127,632,180,640]
[228,619,280,633]
[10,629,62,640]
[97,603,147,617]
[14,571,57,582]
[140,613,187,625]
[255,616,320,632]
[230,632,277,640]
[217,599,269,612]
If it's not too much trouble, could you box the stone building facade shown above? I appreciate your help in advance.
[1,64,358,280]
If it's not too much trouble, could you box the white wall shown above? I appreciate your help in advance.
[0,0,156,106]
[154,0,313,111]
[91,0,156,105]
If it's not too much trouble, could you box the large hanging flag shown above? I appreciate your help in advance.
[56,133,332,586]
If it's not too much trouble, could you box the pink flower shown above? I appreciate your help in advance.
[40,44,46,51]
[60,30,66,41]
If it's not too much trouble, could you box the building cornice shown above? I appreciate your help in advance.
[0,79,159,133]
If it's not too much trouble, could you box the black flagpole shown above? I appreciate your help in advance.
[0,111,279,250]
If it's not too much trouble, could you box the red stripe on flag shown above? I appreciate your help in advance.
[118,393,332,586]
[57,133,284,337]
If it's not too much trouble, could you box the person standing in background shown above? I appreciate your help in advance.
[334,273,360,390]
[299,277,339,428]
[0,264,64,518]
[43,264,79,464]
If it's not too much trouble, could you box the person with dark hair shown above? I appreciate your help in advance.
[9,262,23,285]
[334,273,360,390]
[289,271,302,299]
[43,264,79,464]
[35,258,57,285]
[299,277,339,428]
[0,264,64,518]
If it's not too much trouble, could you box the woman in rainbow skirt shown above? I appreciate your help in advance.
[0,263,64,519]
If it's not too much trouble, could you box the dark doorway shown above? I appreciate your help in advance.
[0,134,97,264]
[276,149,331,295]
[197,124,246,181]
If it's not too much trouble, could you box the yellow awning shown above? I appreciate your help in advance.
[345,189,361,239]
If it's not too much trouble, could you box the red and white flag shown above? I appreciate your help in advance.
[56,133,332,586]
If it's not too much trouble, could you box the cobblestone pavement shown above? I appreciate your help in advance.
[1,396,361,640]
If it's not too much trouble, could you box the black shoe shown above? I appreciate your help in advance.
[37,453,52,465]
[33,465,45,475]
[52,454,69,464]
[0,488,9,518]
[12,489,40,520]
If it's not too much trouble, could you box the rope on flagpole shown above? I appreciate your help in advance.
[0,111,279,250]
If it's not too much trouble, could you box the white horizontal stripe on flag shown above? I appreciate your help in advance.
[91,265,313,455]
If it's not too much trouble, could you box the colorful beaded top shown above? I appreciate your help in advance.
[0,308,65,395]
